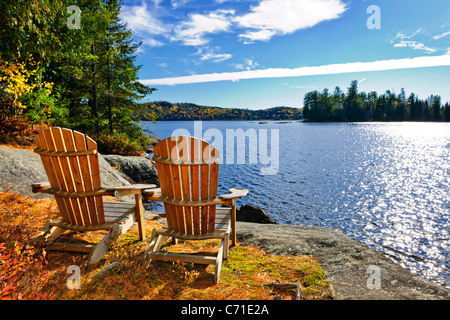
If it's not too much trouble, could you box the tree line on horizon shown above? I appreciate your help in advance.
[303,80,450,122]
[143,101,303,121]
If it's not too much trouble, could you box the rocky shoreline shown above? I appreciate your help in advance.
[235,222,450,300]
[1,145,449,300]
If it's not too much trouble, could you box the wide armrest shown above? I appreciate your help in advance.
[219,188,249,200]
[143,187,248,200]
[100,184,157,197]
[32,182,51,188]
[32,182,52,194]
[31,182,155,197]
[142,187,162,198]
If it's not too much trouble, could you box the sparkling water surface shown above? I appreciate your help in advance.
[143,121,450,289]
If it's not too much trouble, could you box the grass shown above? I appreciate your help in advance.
[0,188,333,300]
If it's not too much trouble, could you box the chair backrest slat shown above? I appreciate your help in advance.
[168,137,185,233]
[61,128,88,225]
[37,130,71,223]
[190,137,201,234]
[200,140,210,233]
[73,130,98,225]
[42,128,74,224]
[53,128,83,225]
[35,127,104,226]
[86,135,104,224]
[153,136,220,235]
[208,145,219,232]
[154,139,176,232]
[179,137,192,234]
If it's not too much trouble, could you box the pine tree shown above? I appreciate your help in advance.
[430,95,442,121]
[444,103,450,122]
[345,80,364,122]
[0,0,156,153]
[93,0,156,138]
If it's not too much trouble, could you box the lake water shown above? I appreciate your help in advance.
[142,120,450,289]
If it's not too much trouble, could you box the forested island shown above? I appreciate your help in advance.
[303,80,450,122]
[142,101,303,121]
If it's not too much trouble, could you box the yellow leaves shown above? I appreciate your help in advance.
[0,55,53,111]
[43,82,53,89]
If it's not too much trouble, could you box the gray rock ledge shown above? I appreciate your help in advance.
[0,146,130,198]
[103,154,159,186]
[235,222,450,300]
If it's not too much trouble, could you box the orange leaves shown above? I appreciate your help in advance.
[0,190,57,300]
[0,189,331,300]
[1,285,17,297]
[0,240,50,300]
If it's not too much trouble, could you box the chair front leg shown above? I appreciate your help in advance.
[135,193,146,241]
[231,199,237,246]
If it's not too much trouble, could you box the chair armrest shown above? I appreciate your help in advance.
[32,182,51,188]
[143,187,161,196]
[218,188,249,200]
[100,184,157,197]
[32,182,51,194]
[142,188,162,202]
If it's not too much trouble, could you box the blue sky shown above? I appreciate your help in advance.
[119,0,450,109]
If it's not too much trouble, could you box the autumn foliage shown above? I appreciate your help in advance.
[146,101,303,121]
[0,56,54,146]
[0,189,332,300]
[0,188,58,299]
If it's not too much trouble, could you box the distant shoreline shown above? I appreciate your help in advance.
[144,119,304,122]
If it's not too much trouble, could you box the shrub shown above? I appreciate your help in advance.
[92,132,146,156]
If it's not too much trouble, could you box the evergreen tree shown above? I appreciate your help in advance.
[430,95,442,121]
[444,103,450,122]
[303,91,319,121]
[317,89,333,122]
[0,0,156,153]
[345,80,364,122]
[409,93,418,121]
[332,87,345,121]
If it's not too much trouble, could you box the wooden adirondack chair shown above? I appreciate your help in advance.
[142,136,248,283]
[30,127,156,265]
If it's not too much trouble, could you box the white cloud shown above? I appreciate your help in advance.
[234,58,260,70]
[433,31,450,40]
[142,38,165,47]
[120,0,347,50]
[235,0,347,42]
[239,29,277,43]
[172,10,234,46]
[140,55,450,86]
[394,41,437,53]
[171,0,192,9]
[119,1,169,46]
[358,77,367,84]
[391,28,447,54]
[198,49,233,63]
[392,28,424,41]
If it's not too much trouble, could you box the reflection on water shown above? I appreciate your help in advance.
[145,121,450,289]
